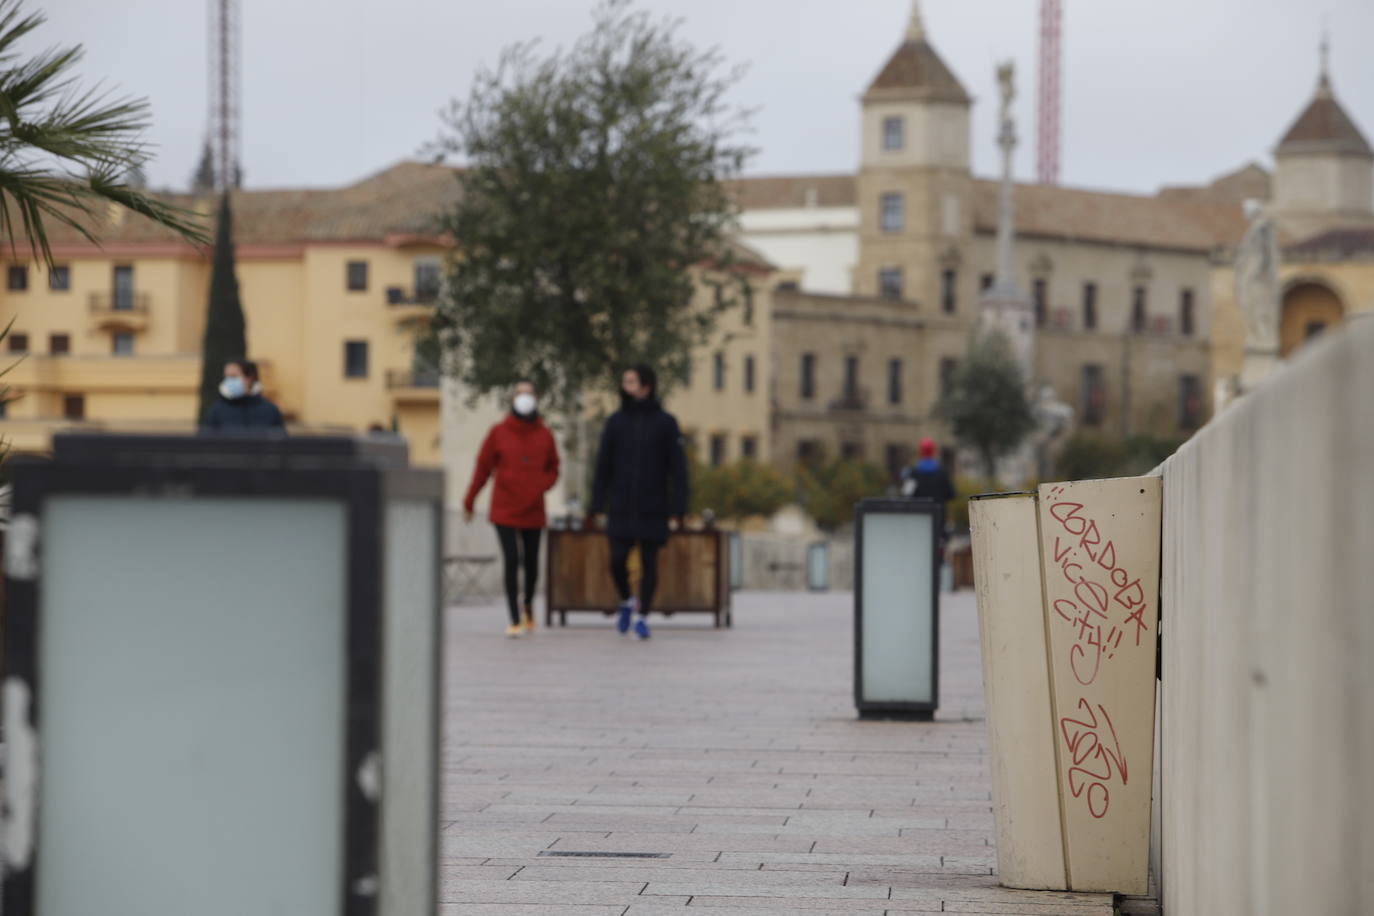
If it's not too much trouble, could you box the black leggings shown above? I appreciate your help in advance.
[495,525,542,625]
[609,537,662,615]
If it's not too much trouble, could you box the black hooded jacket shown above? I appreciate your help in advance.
[205,393,285,431]
[590,394,689,542]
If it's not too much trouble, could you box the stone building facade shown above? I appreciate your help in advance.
[734,3,1372,477]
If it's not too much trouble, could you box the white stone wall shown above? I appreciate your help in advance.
[737,207,859,295]
[1152,313,1374,914]
[1274,153,1374,220]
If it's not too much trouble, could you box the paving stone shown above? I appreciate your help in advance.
[624,907,867,916]
[439,877,649,905]
[512,864,847,887]
[670,897,896,912]
[440,591,1155,913]
[440,906,628,915]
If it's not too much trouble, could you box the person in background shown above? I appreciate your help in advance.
[464,381,560,638]
[205,358,285,431]
[902,437,955,509]
[588,364,688,640]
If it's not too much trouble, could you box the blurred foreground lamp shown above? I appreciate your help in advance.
[854,498,942,720]
[2,434,443,916]
[807,541,830,592]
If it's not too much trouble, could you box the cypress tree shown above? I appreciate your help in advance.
[191,140,215,193]
[197,194,247,423]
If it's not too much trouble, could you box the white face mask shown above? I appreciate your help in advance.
[220,376,247,399]
[513,393,537,416]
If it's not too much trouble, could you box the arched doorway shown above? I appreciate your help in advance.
[1280,281,1344,358]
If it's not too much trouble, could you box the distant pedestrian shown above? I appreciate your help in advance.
[204,359,285,431]
[588,365,689,640]
[902,437,955,508]
[464,381,560,638]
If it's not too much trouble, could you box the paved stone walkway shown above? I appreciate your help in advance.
[442,590,1117,915]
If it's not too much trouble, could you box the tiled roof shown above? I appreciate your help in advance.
[48,160,1248,257]
[864,37,970,104]
[729,172,1247,251]
[1158,163,1272,206]
[43,161,465,248]
[1276,80,1373,157]
[971,180,1249,252]
[726,174,857,210]
[1285,226,1374,258]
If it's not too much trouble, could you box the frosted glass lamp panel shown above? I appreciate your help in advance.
[36,496,346,916]
[860,512,935,702]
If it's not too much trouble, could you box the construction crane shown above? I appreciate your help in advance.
[1037,0,1062,186]
[208,0,241,190]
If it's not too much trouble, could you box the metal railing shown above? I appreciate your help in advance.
[828,386,870,412]
[386,369,441,389]
[89,291,150,314]
[385,286,440,306]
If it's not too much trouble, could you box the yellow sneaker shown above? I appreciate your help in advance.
[522,604,536,634]
[505,624,522,638]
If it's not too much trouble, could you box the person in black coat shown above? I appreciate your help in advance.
[204,359,285,432]
[901,437,955,557]
[589,364,689,640]
[900,437,955,506]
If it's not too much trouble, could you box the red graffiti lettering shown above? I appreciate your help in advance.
[1051,501,1089,536]
[1070,641,1102,686]
[1059,699,1129,820]
[1114,578,1146,612]
[1074,579,1109,617]
[1125,605,1150,646]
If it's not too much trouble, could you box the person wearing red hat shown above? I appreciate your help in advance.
[901,437,955,507]
[464,381,561,637]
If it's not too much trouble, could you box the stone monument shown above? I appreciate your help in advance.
[979,60,1036,374]
[1234,201,1282,392]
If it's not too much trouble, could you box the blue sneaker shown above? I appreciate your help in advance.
[616,598,636,634]
[634,617,651,640]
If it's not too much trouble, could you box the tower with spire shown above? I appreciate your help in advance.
[852,0,974,315]
[1271,35,1374,239]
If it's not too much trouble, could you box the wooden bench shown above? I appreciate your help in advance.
[545,529,732,628]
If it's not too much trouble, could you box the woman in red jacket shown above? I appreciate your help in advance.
[464,381,561,637]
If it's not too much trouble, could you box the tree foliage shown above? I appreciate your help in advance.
[934,327,1037,481]
[1054,432,1183,481]
[191,140,215,193]
[0,0,207,266]
[427,0,753,412]
[796,458,890,531]
[690,457,792,521]
[196,195,247,423]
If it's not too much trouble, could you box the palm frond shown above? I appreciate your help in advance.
[0,0,210,265]
[0,2,44,67]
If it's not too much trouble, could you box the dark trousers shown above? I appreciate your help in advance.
[609,537,662,615]
[495,525,542,625]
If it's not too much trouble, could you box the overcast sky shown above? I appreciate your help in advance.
[39,0,1374,196]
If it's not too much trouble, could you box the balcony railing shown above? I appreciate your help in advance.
[385,286,440,306]
[387,369,441,389]
[828,387,870,412]
[89,291,150,314]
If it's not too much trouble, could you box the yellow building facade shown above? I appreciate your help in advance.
[0,163,781,483]
[0,163,461,465]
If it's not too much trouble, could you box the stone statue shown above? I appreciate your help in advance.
[1234,205,1280,352]
[996,62,1016,125]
